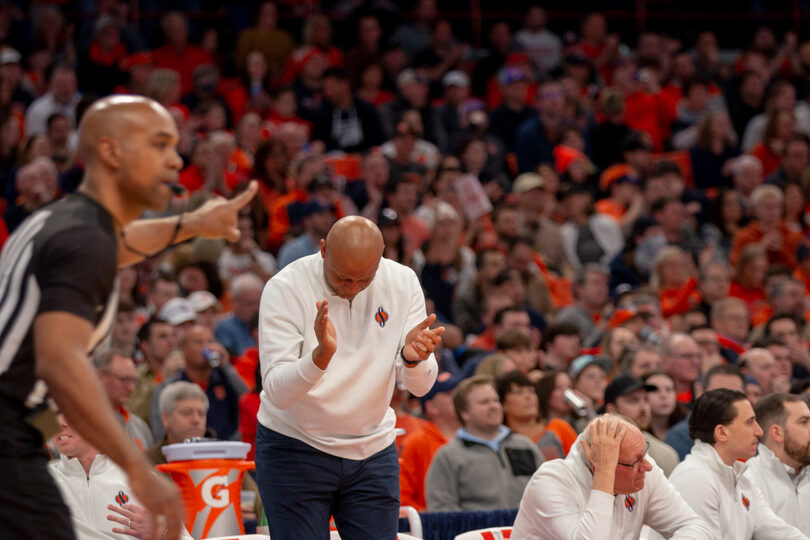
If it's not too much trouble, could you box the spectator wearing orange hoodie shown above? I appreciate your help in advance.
[731,184,802,270]
[399,374,462,511]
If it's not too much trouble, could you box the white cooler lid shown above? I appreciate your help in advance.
[161,440,251,462]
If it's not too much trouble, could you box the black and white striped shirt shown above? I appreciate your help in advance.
[0,192,118,456]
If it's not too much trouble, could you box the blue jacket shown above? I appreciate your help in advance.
[515,115,555,173]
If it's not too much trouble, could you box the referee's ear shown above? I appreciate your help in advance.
[97,136,123,169]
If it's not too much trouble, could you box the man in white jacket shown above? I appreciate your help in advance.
[669,388,808,540]
[255,216,444,539]
[511,414,711,540]
[48,416,192,540]
[746,393,810,534]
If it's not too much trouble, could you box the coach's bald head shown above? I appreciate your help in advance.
[321,216,384,300]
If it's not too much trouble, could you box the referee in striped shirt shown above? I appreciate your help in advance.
[0,95,256,540]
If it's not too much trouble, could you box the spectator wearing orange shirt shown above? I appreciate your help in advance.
[611,60,667,151]
[399,373,462,511]
[652,246,701,319]
[264,86,312,139]
[265,154,325,252]
[469,306,532,353]
[710,297,750,357]
[499,370,572,463]
[579,12,620,84]
[151,12,215,95]
[751,276,808,328]
[731,184,803,270]
[535,370,579,452]
[77,15,128,96]
[750,108,794,178]
[228,112,263,185]
[729,244,768,321]
[595,164,644,229]
[178,138,219,195]
[280,15,344,85]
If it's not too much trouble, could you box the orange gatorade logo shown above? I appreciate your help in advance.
[201,475,230,508]
[375,306,389,327]
[741,494,750,511]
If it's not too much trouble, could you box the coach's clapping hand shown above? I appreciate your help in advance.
[581,416,626,495]
[313,299,337,370]
[401,314,445,367]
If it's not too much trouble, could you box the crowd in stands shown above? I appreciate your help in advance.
[6,0,810,535]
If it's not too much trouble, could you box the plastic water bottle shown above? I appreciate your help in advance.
[203,348,221,368]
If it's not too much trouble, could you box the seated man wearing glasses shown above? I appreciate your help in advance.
[94,351,154,451]
[512,415,711,539]
[670,389,807,540]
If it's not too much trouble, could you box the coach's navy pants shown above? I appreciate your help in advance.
[255,424,400,540]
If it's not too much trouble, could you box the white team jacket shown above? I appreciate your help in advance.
[511,437,711,540]
[669,440,808,540]
[50,454,138,540]
[257,253,438,460]
[745,444,810,535]
[49,455,194,540]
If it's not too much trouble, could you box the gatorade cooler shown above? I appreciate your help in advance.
[157,440,254,539]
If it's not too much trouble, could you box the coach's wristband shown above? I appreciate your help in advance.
[400,346,420,367]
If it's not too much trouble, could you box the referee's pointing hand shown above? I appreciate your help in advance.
[186,180,259,242]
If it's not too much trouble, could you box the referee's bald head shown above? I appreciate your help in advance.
[76,95,182,218]
[78,95,175,166]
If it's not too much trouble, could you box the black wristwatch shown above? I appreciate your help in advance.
[400,346,420,367]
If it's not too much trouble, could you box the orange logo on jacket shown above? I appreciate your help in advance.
[375,306,388,327]
[624,495,635,512]
[115,490,129,506]
[741,494,750,511]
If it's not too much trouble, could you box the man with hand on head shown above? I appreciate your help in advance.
[669,389,807,539]
[0,95,255,540]
[512,414,711,539]
[256,215,444,539]
[746,393,810,534]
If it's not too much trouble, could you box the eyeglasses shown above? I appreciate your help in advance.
[100,370,137,386]
[672,352,701,361]
[617,442,649,471]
